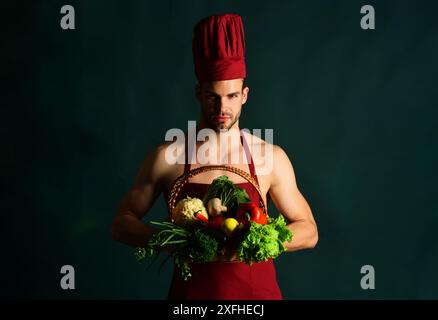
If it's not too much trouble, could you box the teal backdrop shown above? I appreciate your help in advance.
[2,0,437,299]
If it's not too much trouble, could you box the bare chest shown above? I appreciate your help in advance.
[162,163,271,206]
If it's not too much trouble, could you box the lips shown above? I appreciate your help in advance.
[213,115,231,122]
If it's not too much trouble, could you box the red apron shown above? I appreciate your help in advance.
[163,134,283,300]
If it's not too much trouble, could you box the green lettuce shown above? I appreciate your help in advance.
[237,215,293,265]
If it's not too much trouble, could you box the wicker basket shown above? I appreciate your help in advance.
[167,165,267,218]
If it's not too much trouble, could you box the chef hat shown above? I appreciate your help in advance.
[192,13,246,83]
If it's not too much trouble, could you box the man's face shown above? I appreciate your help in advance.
[196,79,249,132]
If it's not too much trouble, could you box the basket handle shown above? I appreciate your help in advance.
[167,165,267,216]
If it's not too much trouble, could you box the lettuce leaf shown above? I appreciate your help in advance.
[237,215,293,265]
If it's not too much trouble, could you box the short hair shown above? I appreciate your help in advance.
[242,78,247,90]
[198,78,248,91]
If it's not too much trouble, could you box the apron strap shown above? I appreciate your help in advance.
[240,133,260,187]
[184,132,191,174]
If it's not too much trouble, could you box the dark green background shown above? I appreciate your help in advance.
[2,0,437,299]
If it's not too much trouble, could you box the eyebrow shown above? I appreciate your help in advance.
[205,90,241,97]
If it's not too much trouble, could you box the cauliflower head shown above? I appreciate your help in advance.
[171,196,208,226]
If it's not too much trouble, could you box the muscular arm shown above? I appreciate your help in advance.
[111,145,169,248]
[269,146,318,252]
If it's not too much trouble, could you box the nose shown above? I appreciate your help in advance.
[214,97,227,114]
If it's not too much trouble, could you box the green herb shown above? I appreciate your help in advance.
[237,215,293,265]
[134,221,218,281]
[203,176,250,213]
[188,229,218,262]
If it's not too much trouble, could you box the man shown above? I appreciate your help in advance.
[112,13,318,299]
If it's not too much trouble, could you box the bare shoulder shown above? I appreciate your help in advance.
[134,141,176,185]
[272,144,294,172]
[272,144,291,162]
[270,144,297,188]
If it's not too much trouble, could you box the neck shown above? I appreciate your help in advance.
[196,120,241,141]
[191,121,243,164]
